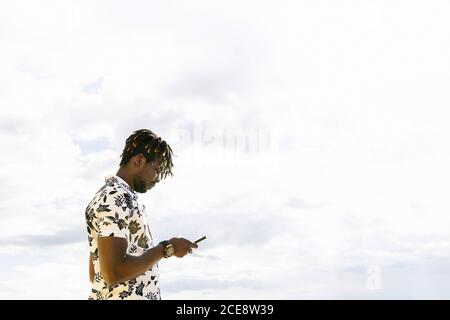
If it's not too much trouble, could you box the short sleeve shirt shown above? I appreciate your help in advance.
[85,175,161,300]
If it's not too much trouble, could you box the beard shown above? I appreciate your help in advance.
[133,176,148,193]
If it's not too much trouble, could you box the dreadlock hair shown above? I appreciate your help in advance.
[119,129,174,180]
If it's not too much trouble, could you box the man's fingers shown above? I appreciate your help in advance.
[189,241,198,249]
[181,238,198,249]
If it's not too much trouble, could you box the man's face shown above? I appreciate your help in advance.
[133,157,162,194]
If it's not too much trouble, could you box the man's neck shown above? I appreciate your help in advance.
[116,167,135,191]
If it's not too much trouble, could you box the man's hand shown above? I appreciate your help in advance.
[169,237,198,258]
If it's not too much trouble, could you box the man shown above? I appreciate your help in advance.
[85,129,198,300]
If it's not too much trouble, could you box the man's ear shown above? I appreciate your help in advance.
[133,154,147,168]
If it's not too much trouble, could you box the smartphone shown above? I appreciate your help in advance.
[194,236,207,244]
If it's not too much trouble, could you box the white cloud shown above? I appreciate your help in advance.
[1,0,450,299]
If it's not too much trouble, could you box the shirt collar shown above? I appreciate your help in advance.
[105,174,137,195]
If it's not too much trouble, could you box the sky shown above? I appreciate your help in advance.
[1,0,450,299]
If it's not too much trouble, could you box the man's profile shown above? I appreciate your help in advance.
[85,129,198,300]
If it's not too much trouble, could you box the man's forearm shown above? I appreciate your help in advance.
[113,244,165,285]
[89,254,94,283]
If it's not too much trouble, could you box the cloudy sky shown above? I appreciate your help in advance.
[1,0,450,299]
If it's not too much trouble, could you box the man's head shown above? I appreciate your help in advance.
[119,129,174,193]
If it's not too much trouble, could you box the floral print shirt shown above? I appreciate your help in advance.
[85,175,161,300]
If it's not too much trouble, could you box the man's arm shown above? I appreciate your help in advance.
[97,236,198,287]
[89,253,94,283]
[97,237,165,287]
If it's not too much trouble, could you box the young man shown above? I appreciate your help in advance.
[85,129,198,300]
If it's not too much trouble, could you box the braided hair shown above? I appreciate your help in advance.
[119,129,174,180]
